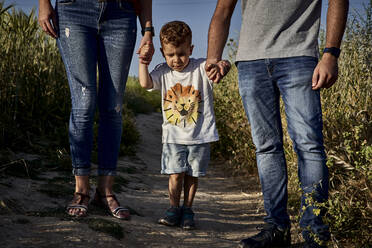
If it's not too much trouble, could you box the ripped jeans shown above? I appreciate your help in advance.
[56,0,137,176]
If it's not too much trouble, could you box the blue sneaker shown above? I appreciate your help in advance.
[158,207,181,226]
[181,206,195,230]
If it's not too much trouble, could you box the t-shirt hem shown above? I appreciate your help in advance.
[162,137,219,145]
[236,49,319,62]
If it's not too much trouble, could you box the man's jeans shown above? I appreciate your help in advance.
[56,0,137,176]
[237,56,330,241]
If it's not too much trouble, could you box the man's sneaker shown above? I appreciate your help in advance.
[238,223,291,248]
[158,206,181,226]
[181,206,195,230]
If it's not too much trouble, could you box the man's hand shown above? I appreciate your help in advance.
[38,0,57,38]
[205,60,231,83]
[312,53,338,90]
[137,33,154,65]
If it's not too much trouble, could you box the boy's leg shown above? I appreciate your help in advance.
[159,144,188,226]
[169,173,185,207]
[181,143,210,230]
[158,173,184,226]
[182,175,198,230]
[183,175,198,207]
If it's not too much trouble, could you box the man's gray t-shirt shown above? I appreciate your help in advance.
[236,0,321,61]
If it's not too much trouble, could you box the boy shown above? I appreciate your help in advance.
[138,21,230,230]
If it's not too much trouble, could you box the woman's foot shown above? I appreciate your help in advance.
[67,175,90,217]
[94,176,130,220]
[66,192,90,217]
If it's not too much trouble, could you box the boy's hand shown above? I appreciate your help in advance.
[205,60,231,83]
[205,63,220,83]
[138,40,154,65]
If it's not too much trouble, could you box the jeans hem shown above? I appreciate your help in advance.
[72,168,91,176]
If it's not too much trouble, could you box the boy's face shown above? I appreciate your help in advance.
[161,42,193,72]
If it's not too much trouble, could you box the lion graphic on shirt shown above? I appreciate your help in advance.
[163,83,202,127]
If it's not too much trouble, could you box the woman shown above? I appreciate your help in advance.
[38,0,153,219]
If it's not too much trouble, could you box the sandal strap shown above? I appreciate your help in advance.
[73,192,90,205]
[113,207,129,215]
[67,204,88,211]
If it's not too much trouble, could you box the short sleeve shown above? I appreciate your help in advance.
[200,59,214,88]
[150,63,167,90]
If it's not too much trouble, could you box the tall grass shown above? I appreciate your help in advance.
[213,3,371,246]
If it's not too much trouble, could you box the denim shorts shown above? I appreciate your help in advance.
[161,143,210,177]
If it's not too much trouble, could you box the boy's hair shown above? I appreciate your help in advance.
[160,21,192,47]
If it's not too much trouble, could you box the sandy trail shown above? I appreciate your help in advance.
[0,113,272,248]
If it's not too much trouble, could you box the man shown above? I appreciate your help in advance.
[206,0,348,247]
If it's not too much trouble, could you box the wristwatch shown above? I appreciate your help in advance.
[323,47,341,58]
[141,26,155,36]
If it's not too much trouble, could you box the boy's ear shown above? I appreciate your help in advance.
[160,47,165,57]
[190,45,194,55]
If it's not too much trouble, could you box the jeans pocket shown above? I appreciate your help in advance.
[57,0,75,4]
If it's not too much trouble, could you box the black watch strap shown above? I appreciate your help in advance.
[323,47,341,58]
[141,26,154,36]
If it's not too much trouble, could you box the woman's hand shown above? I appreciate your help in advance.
[137,33,154,65]
[38,0,57,38]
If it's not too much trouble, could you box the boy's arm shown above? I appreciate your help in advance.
[138,43,154,89]
[139,63,153,89]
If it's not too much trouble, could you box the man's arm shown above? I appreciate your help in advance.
[206,0,237,83]
[312,0,349,90]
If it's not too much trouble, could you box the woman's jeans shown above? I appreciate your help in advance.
[56,0,137,176]
[237,56,330,242]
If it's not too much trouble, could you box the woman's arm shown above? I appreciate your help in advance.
[38,0,57,38]
[137,0,154,65]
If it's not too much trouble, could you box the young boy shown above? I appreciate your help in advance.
[138,21,230,230]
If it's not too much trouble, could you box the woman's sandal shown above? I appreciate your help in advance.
[92,189,130,220]
[66,192,90,217]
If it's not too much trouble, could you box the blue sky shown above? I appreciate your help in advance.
[3,0,369,76]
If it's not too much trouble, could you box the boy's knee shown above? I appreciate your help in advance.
[170,172,185,181]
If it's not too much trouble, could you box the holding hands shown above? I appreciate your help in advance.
[205,60,231,83]
[137,40,155,65]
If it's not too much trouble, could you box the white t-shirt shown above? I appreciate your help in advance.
[150,58,219,145]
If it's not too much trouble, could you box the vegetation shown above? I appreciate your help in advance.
[213,3,371,247]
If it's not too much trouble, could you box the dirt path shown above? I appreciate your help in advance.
[0,113,277,248]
